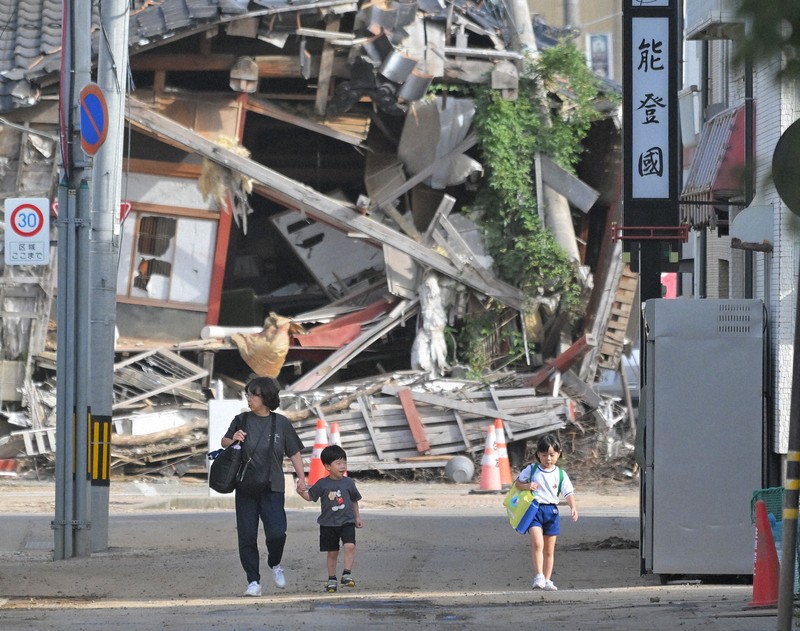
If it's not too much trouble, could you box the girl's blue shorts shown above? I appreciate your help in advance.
[530,503,560,536]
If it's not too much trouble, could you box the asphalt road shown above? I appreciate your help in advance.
[0,478,780,630]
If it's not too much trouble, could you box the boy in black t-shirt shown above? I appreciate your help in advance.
[296,445,363,592]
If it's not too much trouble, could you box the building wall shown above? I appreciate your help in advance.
[682,10,794,457]
[704,235,731,298]
[752,50,794,452]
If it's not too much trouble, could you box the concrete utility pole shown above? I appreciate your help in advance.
[54,0,93,560]
[506,0,580,263]
[564,0,580,30]
[89,0,130,552]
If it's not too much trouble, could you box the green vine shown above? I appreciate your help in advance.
[457,43,604,375]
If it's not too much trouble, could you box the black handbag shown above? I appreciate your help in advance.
[208,441,244,494]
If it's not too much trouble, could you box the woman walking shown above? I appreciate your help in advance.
[221,376,307,596]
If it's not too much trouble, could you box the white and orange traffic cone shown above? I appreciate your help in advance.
[308,418,329,486]
[478,424,501,492]
[494,418,513,487]
[329,421,342,447]
[329,421,347,476]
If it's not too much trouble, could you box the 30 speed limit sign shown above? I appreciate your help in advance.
[5,198,50,266]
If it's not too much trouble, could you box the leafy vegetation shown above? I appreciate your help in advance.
[448,43,603,376]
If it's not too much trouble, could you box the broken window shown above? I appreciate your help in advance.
[117,210,216,307]
[137,216,176,257]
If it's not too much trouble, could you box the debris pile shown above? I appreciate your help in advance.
[0,1,638,481]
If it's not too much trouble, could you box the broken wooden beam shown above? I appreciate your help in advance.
[523,334,596,389]
[397,387,431,454]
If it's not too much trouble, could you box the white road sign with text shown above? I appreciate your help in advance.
[5,198,50,265]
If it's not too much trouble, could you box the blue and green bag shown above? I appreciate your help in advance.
[503,464,563,534]
[503,485,538,534]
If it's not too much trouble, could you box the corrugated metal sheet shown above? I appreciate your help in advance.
[680,104,745,227]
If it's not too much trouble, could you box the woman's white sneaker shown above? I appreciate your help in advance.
[245,581,262,596]
[272,565,286,588]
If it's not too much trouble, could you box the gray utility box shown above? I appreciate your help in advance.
[640,299,764,577]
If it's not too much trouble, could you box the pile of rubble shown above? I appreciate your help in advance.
[0,348,636,480]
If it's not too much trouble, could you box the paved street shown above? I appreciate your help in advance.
[0,478,779,630]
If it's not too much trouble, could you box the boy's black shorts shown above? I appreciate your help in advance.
[319,524,356,551]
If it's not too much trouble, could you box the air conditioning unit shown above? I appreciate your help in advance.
[685,0,744,41]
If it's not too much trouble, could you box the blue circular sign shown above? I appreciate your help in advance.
[80,83,108,156]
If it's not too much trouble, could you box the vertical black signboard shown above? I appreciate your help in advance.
[623,0,680,229]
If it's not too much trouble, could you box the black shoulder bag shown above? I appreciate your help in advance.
[208,415,247,494]
[235,413,276,495]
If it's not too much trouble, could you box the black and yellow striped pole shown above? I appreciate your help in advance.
[777,451,799,629]
[90,414,112,486]
[777,293,800,630]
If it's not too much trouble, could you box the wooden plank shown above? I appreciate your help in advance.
[314,16,341,116]
[463,388,556,400]
[398,455,454,463]
[397,387,431,454]
[357,395,384,460]
[452,410,473,450]
[422,195,457,246]
[114,348,158,370]
[289,299,419,391]
[382,385,523,422]
[488,387,512,439]
[245,97,367,145]
[523,334,595,388]
[434,214,496,284]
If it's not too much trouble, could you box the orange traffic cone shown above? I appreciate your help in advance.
[329,422,342,446]
[478,424,502,491]
[308,419,329,486]
[494,418,513,487]
[749,499,779,607]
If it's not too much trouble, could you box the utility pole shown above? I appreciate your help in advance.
[54,0,93,560]
[89,0,130,553]
[564,0,579,30]
[777,287,800,629]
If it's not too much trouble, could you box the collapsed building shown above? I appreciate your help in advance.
[0,0,636,478]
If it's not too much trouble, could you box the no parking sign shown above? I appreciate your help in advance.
[5,198,50,265]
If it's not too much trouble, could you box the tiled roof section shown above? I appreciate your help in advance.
[0,0,522,113]
[0,0,251,112]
